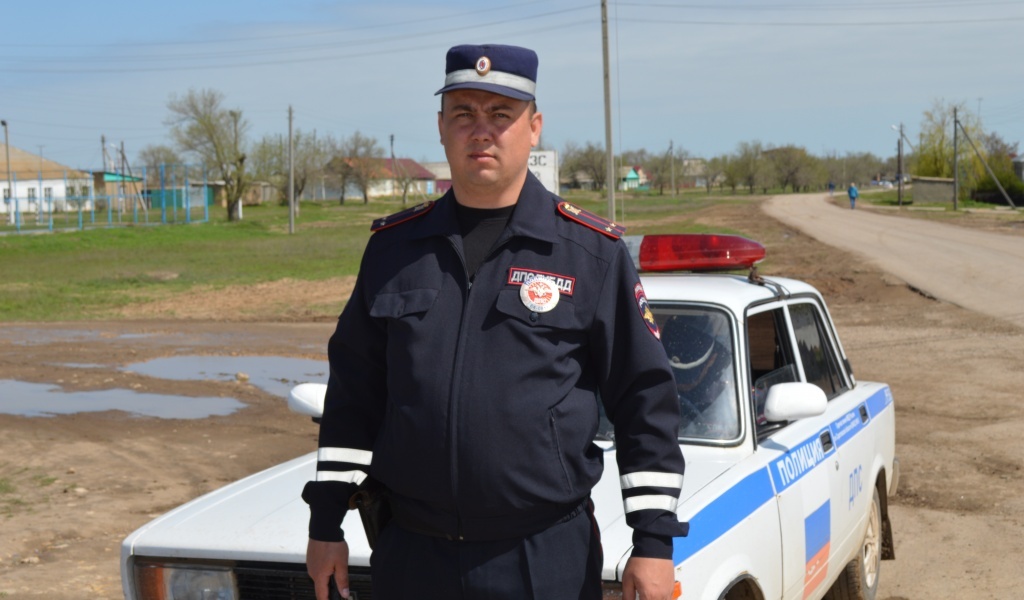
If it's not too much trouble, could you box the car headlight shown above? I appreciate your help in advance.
[134,560,238,600]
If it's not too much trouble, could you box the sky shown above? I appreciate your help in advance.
[3,0,1023,172]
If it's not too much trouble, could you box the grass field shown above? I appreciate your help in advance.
[0,189,757,322]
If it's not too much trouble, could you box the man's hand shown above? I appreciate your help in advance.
[622,556,676,600]
[306,539,350,600]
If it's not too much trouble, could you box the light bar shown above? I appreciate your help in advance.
[623,234,766,272]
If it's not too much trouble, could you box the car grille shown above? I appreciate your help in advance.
[235,564,373,600]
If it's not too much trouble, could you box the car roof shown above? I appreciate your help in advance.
[640,273,822,315]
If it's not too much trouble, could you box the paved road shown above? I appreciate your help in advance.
[763,194,1024,329]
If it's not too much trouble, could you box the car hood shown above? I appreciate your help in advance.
[122,446,733,575]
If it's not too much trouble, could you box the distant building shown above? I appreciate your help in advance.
[372,158,437,200]
[0,144,93,215]
[420,162,452,196]
[911,176,954,203]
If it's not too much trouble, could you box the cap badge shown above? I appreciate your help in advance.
[475,56,491,76]
[520,276,560,313]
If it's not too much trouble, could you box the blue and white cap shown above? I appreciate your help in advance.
[435,44,538,101]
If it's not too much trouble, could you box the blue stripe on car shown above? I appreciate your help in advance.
[670,385,892,566]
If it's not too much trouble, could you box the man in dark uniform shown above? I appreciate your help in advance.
[303,43,687,600]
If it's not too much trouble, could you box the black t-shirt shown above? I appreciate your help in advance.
[455,203,515,279]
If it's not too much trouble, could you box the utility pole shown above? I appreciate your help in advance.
[897,123,904,207]
[288,105,295,234]
[390,133,397,203]
[101,135,109,172]
[669,140,676,196]
[953,107,959,211]
[2,119,12,225]
[601,0,615,220]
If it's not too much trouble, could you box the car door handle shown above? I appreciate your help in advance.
[859,405,870,423]
[819,431,834,453]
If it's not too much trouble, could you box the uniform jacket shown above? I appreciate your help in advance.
[303,173,687,558]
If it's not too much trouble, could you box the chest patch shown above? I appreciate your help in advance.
[507,267,575,296]
[520,277,560,313]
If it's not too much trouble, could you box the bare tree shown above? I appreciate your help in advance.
[703,155,727,193]
[136,144,182,188]
[166,88,249,220]
[575,141,608,190]
[251,130,326,206]
[325,131,384,204]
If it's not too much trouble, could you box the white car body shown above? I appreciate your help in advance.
[121,268,898,600]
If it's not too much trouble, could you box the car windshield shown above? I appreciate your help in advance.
[594,305,740,443]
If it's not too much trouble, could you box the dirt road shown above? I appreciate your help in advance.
[764,194,1024,599]
[763,195,1024,328]
[1,197,1021,599]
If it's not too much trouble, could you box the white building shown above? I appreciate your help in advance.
[1,144,93,219]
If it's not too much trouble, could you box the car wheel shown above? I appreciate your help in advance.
[823,487,881,600]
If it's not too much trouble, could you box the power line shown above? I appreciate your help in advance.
[0,0,557,49]
[0,8,594,74]
[615,14,1024,26]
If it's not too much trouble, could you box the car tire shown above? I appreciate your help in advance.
[823,487,881,600]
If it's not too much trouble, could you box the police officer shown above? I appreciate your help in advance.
[303,43,687,600]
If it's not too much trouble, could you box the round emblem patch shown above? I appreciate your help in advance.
[521,277,560,313]
[475,56,491,76]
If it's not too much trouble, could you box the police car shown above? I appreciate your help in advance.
[120,234,898,600]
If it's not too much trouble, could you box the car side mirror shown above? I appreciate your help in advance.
[289,382,328,421]
[763,382,827,422]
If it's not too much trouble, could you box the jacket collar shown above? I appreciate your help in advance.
[411,171,558,244]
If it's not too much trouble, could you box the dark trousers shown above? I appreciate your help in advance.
[370,500,603,600]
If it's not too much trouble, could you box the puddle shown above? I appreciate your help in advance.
[0,355,326,419]
[124,355,328,399]
[0,380,245,419]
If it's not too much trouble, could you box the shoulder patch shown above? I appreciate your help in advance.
[370,201,436,232]
[556,201,626,239]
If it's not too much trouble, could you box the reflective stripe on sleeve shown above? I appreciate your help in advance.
[315,470,368,485]
[624,494,679,514]
[318,447,372,465]
[620,471,684,491]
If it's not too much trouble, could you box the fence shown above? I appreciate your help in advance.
[0,164,213,234]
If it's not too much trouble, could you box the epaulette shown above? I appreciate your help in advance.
[556,201,626,239]
[370,201,436,232]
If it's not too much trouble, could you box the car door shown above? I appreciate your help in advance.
[746,301,848,600]
[787,299,891,575]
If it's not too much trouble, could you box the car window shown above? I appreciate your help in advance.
[657,307,740,442]
[747,308,799,436]
[789,302,848,400]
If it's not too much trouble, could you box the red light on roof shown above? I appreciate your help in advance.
[631,234,766,272]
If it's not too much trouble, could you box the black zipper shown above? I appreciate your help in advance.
[444,231,512,540]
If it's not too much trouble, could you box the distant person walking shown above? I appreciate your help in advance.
[828,181,835,196]
[847,183,858,209]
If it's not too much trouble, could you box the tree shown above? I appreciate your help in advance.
[732,141,771,194]
[974,131,1022,204]
[325,131,384,204]
[136,144,182,188]
[166,88,249,221]
[251,130,327,208]
[703,155,727,193]
[642,144,689,195]
[572,141,608,190]
[764,145,817,192]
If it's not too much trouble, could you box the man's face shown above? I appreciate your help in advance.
[438,89,542,198]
